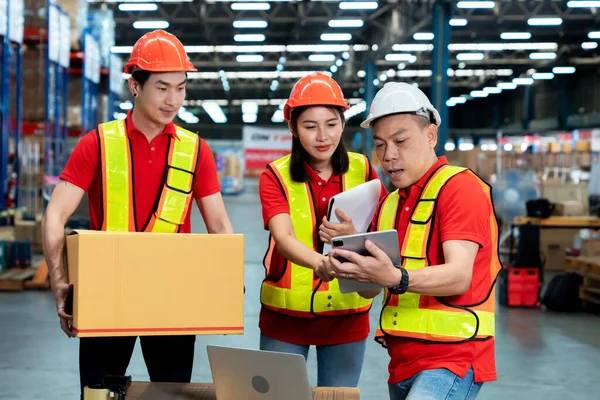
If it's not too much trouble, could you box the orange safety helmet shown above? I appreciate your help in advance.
[124,30,197,74]
[283,72,349,121]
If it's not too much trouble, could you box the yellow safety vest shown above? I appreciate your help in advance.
[260,152,374,318]
[97,119,200,233]
[375,164,501,344]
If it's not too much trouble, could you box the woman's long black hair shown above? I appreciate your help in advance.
[288,105,349,183]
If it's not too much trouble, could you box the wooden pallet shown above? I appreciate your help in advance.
[565,256,600,309]
[0,259,49,291]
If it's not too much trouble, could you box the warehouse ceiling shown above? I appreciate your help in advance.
[96,0,600,128]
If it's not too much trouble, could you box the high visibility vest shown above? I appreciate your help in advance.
[97,119,200,233]
[260,152,374,318]
[375,164,501,344]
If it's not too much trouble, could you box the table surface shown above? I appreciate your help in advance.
[513,216,600,227]
[125,382,360,400]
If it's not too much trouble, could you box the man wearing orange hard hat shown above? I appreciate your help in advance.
[42,30,234,397]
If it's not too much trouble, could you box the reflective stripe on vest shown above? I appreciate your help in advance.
[260,152,373,318]
[98,120,199,233]
[375,165,500,343]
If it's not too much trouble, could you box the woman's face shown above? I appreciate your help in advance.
[293,106,344,165]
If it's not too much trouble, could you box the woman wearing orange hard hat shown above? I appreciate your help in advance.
[257,72,388,387]
[43,30,233,398]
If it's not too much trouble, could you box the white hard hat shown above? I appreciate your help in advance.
[360,82,441,128]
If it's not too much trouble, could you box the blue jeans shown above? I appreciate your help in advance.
[259,333,366,387]
[388,367,483,400]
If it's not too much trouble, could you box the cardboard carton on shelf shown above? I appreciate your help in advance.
[66,230,245,337]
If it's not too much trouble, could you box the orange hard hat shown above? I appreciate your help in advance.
[283,72,349,121]
[124,30,197,74]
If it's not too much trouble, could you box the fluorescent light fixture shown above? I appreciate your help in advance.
[456,52,484,61]
[567,1,600,7]
[111,46,134,53]
[243,114,258,124]
[413,32,434,40]
[450,97,467,104]
[446,100,457,107]
[234,34,266,42]
[513,77,534,85]
[115,112,127,120]
[445,142,456,151]
[236,54,264,62]
[339,1,378,10]
[118,3,158,11]
[344,101,367,120]
[342,51,350,59]
[588,31,600,39]
[529,52,556,60]
[500,32,531,40]
[357,70,366,78]
[308,54,336,62]
[483,87,502,94]
[202,102,227,123]
[271,109,285,123]
[242,102,258,114]
[459,143,475,151]
[328,19,364,28]
[392,44,432,52]
[450,18,468,27]
[527,17,562,26]
[321,33,352,41]
[532,72,554,80]
[449,42,557,51]
[582,42,599,50]
[231,2,270,11]
[498,82,517,90]
[119,101,133,110]
[330,65,338,73]
[385,53,417,62]
[470,91,489,98]
[552,66,576,74]
[133,20,169,29]
[457,1,495,9]
[233,20,268,28]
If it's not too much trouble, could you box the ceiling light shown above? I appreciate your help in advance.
[445,142,456,151]
[133,20,169,29]
[446,100,457,107]
[456,52,484,61]
[119,101,133,110]
[449,42,557,51]
[386,69,396,78]
[243,114,258,124]
[589,31,600,39]
[336,59,343,67]
[582,42,599,50]
[483,87,502,94]
[513,77,534,85]
[497,82,517,90]
[567,1,600,7]
[231,2,270,11]
[118,3,158,11]
[392,44,432,52]
[385,53,417,62]
[234,34,266,42]
[202,102,227,124]
[450,97,467,104]
[413,32,434,40]
[527,17,563,26]
[308,54,336,62]
[500,32,531,40]
[321,33,352,41]
[236,54,264,62]
[357,70,366,78]
[339,1,378,10]
[529,52,556,60]
[552,66,576,74]
[470,90,489,97]
[330,65,338,73]
[271,109,284,123]
[450,18,468,27]
[328,19,364,28]
[342,51,350,60]
[532,72,554,80]
[457,1,495,8]
[242,102,258,114]
[233,20,268,28]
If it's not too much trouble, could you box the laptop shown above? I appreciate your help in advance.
[206,345,313,400]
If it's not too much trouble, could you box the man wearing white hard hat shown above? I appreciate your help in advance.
[329,82,501,399]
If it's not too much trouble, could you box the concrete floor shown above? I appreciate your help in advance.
[1,179,600,399]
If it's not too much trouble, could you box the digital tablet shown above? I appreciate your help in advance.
[331,229,401,294]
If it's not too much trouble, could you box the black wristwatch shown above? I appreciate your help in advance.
[389,265,409,295]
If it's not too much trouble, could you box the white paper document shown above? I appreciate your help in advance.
[322,179,382,254]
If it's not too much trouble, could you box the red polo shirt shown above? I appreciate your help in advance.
[59,111,221,232]
[259,160,388,345]
[375,156,497,384]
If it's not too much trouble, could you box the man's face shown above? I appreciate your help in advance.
[372,114,438,189]
[134,72,187,125]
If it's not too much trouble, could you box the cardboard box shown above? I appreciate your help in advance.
[553,201,586,217]
[581,239,600,257]
[66,230,244,337]
[540,229,577,271]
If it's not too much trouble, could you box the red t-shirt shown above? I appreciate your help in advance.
[259,160,388,345]
[59,111,221,233]
[375,156,497,384]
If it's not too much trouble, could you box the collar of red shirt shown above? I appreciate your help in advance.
[125,110,179,139]
[398,156,449,199]
[302,161,342,184]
